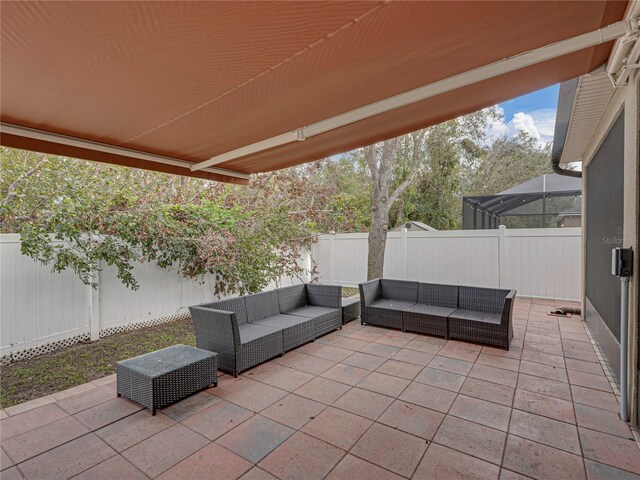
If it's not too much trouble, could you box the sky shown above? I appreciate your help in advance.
[490,84,559,147]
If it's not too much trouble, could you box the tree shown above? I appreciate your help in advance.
[365,132,425,279]
[0,148,341,296]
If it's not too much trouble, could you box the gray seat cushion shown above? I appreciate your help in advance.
[450,309,501,324]
[253,314,314,330]
[369,299,416,311]
[405,304,456,317]
[238,323,280,344]
[287,305,339,318]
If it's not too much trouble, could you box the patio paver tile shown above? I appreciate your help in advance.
[351,423,428,477]
[579,427,640,475]
[502,435,585,480]
[567,370,612,392]
[403,338,444,354]
[71,455,148,480]
[512,389,575,424]
[508,409,580,455]
[449,394,512,432]
[258,432,344,480]
[355,371,410,397]
[332,387,394,420]
[469,364,518,388]
[3,395,56,417]
[122,423,209,478]
[564,358,604,375]
[498,469,533,480]
[433,415,506,465]
[520,350,565,368]
[216,415,294,464]
[251,367,315,392]
[342,352,387,371]
[239,467,278,480]
[18,433,116,480]
[0,467,23,480]
[293,377,351,405]
[95,410,175,452]
[375,359,424,380]
[428,355,475,377]
[399,382,456,413]
[56,385,115,415]
[414,366,466,392]
[377,399,444,440]
[570,385,620,412]
[273,352,337,376]
[574,403,633,438]
[321,364,370,386]
[1,448,14,471]
[260,393,326,429]
[476,353,520,372]
[518,360,567,382]
[181,399,254,441]
[375,332,414,348]
[516,374,571,401]
[584,459,640,480]
[1,416,90,464]
[359,342,401,359]
[390,348,434,366]
[330,337,370,351]
[325,454,404,480]
[437,341,482,363]
[157,442,252,480]
[296,344,353,362]
[74,396,143,430]
[214,377,288,413]
[563,347,598,362]
[0,403,68,441]
[414,443,501,480]
[460,377,515,407]
[300,406,373,450]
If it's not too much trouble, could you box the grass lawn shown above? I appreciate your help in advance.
[0,317,195,409]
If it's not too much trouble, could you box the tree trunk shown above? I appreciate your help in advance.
[367,196,388,279]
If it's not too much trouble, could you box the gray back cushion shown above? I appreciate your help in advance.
[277,284,307,313]
[458,286,509,313]
[418,283,458,308]
[245,290,280,322]
[380,279,418,303]
[200,297,248,325]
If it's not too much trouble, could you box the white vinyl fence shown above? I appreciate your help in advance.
[312,226,582,301]
[0,234,309,360]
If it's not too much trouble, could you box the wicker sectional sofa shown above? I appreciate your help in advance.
[359,278,515,349]
[189,284,342,376]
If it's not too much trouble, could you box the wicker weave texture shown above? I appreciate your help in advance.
[342,298,361,324]
[418,283,459,308]
[403,311,447,337]
[116,345,217,414]
[362,306,404,330]
[277,285,307,313]
[380,279,418,303]
[245,290,280,322]
[307,284,342,308]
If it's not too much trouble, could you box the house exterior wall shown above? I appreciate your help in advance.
[581,70,639,425]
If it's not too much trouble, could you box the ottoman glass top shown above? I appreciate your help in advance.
[117,344,216,378]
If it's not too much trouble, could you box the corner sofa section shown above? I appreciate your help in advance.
[189,284,342,376]
[359,278,515,349]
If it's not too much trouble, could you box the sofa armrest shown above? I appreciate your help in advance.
[306,284,341,309]
[359,279,381,307]
[189,306,240,354]
[501,290,517,327]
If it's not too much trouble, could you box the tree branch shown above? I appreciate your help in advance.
[1,155,49,210]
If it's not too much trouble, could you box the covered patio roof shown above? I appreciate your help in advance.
[0,1,631,184]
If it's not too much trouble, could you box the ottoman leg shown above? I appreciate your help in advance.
[151,408,156,416]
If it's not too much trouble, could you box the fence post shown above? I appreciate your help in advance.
[329,232,336,284]
[498,225,507,289]
[89,269,101,341]
[401,228,408,279]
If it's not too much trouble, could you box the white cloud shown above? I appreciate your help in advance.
[485,106,556,147]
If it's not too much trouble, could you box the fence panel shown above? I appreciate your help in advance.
[311,227,581,300]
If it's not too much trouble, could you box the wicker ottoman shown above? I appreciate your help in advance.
[116,344,217,415]
[342,297,361,324]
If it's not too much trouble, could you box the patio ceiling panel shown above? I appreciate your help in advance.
[0,1,630,183]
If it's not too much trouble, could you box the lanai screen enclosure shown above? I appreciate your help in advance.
[462,174,582,229]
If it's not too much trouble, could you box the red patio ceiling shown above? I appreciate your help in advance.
[0,1,629,183]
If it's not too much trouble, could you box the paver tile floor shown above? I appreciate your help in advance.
[1,297,638,479]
